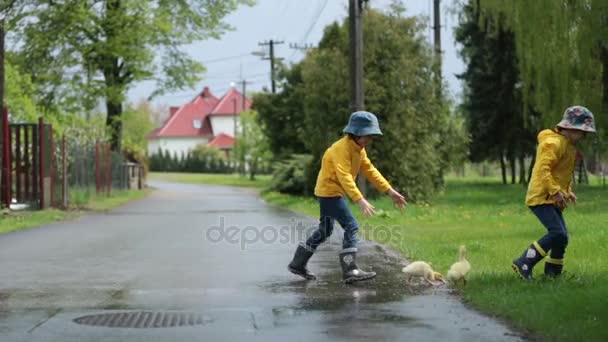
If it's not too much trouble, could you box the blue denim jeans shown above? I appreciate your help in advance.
[305,197,359,251]
[530,205,569,260]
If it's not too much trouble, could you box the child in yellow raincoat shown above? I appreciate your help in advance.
[288,111,407,283]
[512,106,596,280]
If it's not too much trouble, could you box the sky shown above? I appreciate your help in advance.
[128,0,465,108]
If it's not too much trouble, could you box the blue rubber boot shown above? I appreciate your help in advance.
[512,242,546,280]
[544,258,564,278]
[288,245,317,280]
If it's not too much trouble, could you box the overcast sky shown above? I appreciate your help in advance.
[128,0,464,107]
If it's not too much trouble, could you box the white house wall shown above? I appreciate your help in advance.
[210,115,239,137]
[148,137,210,156]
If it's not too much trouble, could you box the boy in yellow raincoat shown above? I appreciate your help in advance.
[288,111,407,283]
[512,106,596,280]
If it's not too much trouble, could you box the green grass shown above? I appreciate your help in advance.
[149,172,272,189]
[0,188,150,235]
[262,178,608,342]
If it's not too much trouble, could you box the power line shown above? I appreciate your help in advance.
[288,0,328,62]
[200,53,256,64]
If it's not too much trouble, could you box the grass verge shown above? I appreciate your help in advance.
[0,188,150,235]
[262,178,608,342]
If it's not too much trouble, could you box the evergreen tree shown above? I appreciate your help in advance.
[455,0,536,183]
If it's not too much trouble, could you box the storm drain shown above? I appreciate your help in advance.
[73,311,211,328]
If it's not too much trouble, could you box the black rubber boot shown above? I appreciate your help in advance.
[512,243,546,280]
[339,249,376,284]
[288,245,317,280]
[544,258,563,278]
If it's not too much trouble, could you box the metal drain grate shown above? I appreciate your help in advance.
[73,311,211,328]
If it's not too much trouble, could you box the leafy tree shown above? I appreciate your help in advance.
[1,0,253,151]
[298,9,458,201]
[477,0,608,171]
[455,1,536,184]
[252,63,308,158]
[3,56,38,122]
[233,111,272,180]
[121,99,158,172]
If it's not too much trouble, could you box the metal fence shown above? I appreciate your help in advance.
[1,114,144,210]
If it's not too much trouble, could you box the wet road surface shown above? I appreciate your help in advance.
[0,181,525,341]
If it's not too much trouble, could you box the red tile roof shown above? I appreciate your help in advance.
[207,133,235,149]
[149,87,252,139]
[210,87,253,116]
[150,87,218,138]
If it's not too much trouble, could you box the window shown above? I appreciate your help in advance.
[193,120,202,129]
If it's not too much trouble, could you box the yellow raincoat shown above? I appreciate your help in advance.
[314,136,391,202]
[525,129,576,207]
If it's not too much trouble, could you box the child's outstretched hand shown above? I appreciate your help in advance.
[567,191,577,204]
[550,191,568,209]
[387,188,407,210]
[357,198,376,217]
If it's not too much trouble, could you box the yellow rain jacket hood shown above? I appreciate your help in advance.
[314,136,391,202]
[525,129,576,207]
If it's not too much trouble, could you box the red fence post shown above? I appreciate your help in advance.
[38,117,45,209]
[15,125,21,202]
[49,125,54,207]
[62,135,67,208]
[95,141,100,195]
[1,106,10,208]
[106,143,111,196]
[24,125,30,201]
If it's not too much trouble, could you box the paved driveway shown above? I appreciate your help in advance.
[0,181,524,341]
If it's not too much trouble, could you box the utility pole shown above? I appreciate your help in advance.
[349,0,367,195]
[433,0,442,98]
[0,19,6,208]
[258,40,284,93]
[349,0,364,112]
[238,79,251,112]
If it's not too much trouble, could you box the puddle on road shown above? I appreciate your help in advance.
[262,241,441,332]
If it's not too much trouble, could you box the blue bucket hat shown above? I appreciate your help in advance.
[556,106,596,133]
[343,111,383,136]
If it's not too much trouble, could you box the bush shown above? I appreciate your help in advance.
[269,154,313,195]
[148,145,232,174]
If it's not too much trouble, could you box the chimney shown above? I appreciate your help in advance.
[169,106,179,116]
[201,86,211,98]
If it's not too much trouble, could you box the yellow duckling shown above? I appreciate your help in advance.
[447,245,471,286]
[402,261,445,286]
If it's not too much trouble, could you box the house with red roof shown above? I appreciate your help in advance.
[147,86,252,158]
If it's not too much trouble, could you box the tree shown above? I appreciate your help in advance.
[121,99,158,157]
[234,111,272,180]
[3,56,38,122]
[252,63,308,158]
[477,1,607,153]
[298,9,461,201]
[455,0,536,184]
[1,0,253,151]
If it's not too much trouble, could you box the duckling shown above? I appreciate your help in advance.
[402,261,445,286]
[447,245,471,286]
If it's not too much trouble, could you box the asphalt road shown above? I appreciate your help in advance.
[0,180,525,341]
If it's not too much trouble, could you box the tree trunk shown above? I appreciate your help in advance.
[510,155,516,184]
[528,154,536,182]
[500,153,507,184]
[106,100,123,152]
[249,158,257,180]
[518,153,527,184]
